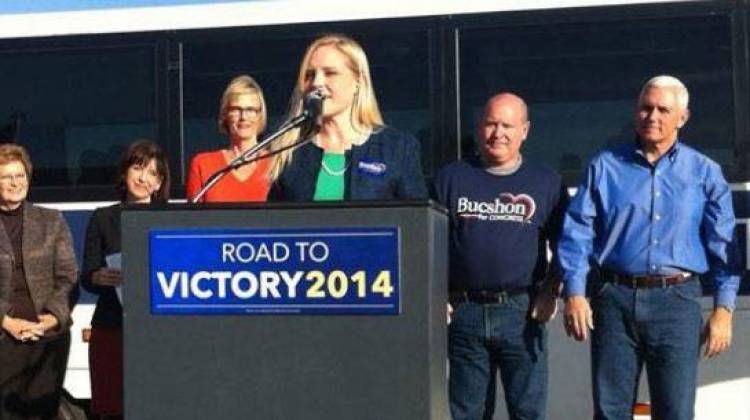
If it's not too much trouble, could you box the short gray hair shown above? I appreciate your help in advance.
[639,75,689,110]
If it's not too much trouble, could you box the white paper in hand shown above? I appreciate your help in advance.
[106,253,123,304]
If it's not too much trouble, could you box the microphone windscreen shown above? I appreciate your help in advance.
[303,90,324,124]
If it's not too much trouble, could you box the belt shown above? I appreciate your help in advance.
[609,272,693,289]
[450,287,530,304]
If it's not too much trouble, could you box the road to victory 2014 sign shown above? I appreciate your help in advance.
[149,227,400,315]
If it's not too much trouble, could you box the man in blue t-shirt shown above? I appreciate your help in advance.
[433,93,568,420]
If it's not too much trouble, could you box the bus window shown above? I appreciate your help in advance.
[458,15,736,186]
[180,29,435,179]
[0,44,159,192]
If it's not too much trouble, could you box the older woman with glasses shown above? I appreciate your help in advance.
[186,75,273,202]
[269,34,427,201]
[0,143,78,420]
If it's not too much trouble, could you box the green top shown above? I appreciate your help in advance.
[313,152,347,201]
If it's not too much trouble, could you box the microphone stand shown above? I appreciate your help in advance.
[190,112,312,203]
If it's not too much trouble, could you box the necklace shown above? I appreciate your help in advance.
[321,160,349,176]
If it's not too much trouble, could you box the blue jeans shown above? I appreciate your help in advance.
[449,292,547,420]
[590,278,703,420]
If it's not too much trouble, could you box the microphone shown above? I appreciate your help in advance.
[300,90,324,138]
[303,89,325,126]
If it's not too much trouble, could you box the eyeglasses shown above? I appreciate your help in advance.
[226,106,261,118]
[0,173,27,183]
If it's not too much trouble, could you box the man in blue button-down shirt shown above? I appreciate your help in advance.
[558,75,740,420]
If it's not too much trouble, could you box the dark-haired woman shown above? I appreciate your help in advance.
[81,139,170,419]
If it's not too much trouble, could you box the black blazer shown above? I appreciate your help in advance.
[81,204,122,328]
[270,126,428,201]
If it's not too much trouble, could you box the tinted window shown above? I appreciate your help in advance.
[459,15,736,186]
[0,45,158,191]
[181,28,434,184]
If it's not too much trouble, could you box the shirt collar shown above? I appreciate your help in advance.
[484,154,523,176]
[632,137,681,164]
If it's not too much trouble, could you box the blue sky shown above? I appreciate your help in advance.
[0,0,251,15]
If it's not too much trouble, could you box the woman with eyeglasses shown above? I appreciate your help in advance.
[268,34,427,201]
[0,143,78,419]
[81,139,170,419]
[186,75,273,202]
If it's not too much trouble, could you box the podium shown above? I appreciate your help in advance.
[121,201,448,419]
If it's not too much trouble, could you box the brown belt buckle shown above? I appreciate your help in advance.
[479,290,507,304]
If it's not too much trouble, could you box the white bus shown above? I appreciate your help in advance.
[0,1,747,418]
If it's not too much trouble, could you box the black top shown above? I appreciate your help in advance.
[0,203,36,321]
[81,203,122,328]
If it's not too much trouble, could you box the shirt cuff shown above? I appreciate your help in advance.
[563,278,587,298]
[715,289,738,310]
[714,273,740,309]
